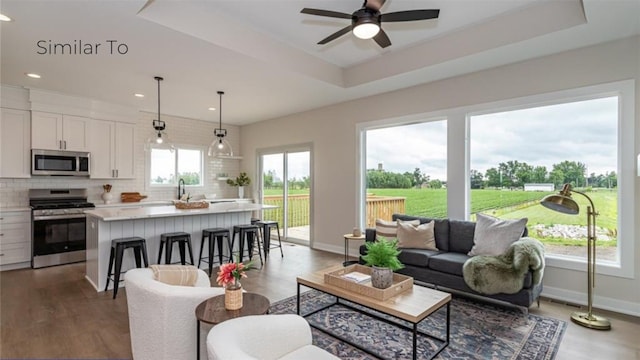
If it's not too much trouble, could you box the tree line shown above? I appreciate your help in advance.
[366,160,617,189]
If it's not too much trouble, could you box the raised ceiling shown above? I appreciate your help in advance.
[1,0,638,125]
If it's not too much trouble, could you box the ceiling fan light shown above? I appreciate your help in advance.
[353,22,380,39]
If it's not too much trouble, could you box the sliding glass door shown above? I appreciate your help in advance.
[259,146,311,245]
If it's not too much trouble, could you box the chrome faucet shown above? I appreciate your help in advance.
[178,178,185,199]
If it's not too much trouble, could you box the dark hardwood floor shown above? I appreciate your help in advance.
[1,243,638,359]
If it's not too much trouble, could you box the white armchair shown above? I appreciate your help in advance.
[124,268,224,360]
[206,314,339,360]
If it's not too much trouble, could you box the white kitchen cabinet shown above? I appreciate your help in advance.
[90,120,135,179]
[0,211,31,266]
[31,111,89,151]
[0,108,31,178]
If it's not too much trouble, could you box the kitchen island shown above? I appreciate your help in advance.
[84,202,274,292]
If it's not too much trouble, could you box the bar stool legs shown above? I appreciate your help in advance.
[231,225,263,267]
[105,237,149,299]
[256,220,284,258]
[198,228,231,275]
[158,232,194,265]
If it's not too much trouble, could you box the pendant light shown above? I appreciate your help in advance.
[145,76,175,152]
[208,91,233,157]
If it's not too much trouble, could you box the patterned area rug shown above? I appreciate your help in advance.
[270,290,566,360]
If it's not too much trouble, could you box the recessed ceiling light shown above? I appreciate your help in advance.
[25,73,41,79]
[134,93,145,98]
[208,107,216,111]
[0,13,12,22]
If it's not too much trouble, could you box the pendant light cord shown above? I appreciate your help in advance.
[218,90,224,131]
[155,76,163,123]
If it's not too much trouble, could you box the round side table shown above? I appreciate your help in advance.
[343,233,366,266]
[195,293,270,360]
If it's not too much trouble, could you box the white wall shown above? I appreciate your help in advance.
[239,36,640,314]
[0,110,241,207]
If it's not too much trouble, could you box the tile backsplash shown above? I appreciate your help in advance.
[0,111,243,207]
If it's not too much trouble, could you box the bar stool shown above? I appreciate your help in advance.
[255,220,284,258]
[157,232,194,265]
[231,224,263,266]
[198,228,231,275]
[105,236,149,299]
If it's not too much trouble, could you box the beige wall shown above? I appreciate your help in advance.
[240,36,640,314]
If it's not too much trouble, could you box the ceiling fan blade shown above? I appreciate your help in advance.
[301,8,352,19]
[381,9,440,22]
[365,0,386,12]
[373,28,391,48]
[318,25,352,45]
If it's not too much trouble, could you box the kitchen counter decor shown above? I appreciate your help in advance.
[121,192,148,203]
[102,184,113,204]
[174,200,209,209]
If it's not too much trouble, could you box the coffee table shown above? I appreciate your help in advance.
[195,293,270,360]
[297,265,451,360]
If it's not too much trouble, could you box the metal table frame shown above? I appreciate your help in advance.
[297,282,450,360]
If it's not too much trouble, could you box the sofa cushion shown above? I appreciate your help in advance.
[397,248,440,268]
[468,213,528,256]
[375,218,419,241]
[392,214,450,251]
[428,252,470,277]
[397,220,438,250]
[448,220,476,254]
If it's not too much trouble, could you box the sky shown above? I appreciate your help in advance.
[366,96,618,181]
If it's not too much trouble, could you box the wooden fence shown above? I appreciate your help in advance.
[262,194,405,228]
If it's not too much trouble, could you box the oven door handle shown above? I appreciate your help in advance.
[33,214,87,221]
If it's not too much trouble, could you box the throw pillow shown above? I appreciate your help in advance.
[150,264,198,286]
[397,220,438,250]
[468,213,528,256]
[375,218,420,241]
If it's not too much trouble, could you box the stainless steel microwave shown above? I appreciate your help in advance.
[31,149,90,176]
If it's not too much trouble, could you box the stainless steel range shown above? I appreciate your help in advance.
[29,188,95,268]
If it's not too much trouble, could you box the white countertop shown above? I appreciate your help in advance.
[93,198,251,208]
[85,203,274,221]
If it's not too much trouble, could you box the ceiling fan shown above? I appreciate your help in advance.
[300,0,440,48]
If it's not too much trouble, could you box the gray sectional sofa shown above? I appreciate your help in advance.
[359,214,543,308]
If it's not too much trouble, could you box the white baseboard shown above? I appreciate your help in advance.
[0,261,30,272]
[311,243,343,256]
[542,285,640,317]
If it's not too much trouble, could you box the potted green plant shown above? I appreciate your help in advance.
[226,172,251,198]
[361,238,404,289]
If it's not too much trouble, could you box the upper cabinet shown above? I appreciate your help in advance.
[89,120,135,179]
[31,111,89,151]
[0,108,31,178]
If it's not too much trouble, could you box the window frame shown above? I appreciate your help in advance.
[464,80,635,279]
[147,144,206,188]
[356,79,635,279]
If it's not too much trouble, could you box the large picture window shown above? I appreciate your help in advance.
[150,147,203,186]
[363,120,447,227]
[469,96,619,264]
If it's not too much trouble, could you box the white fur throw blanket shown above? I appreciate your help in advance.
[462,237,545,295]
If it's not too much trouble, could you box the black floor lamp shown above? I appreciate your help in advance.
[540,183,611,330]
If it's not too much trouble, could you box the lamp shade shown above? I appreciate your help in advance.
[540,193,579,214]
[208,138,233,157]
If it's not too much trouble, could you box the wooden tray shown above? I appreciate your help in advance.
[324,264,413,301]
[174,201,209,209]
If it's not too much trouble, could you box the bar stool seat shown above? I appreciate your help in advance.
[231,224,263,266]
[158,232,194,265]
[255,220,284,258]
[198,228,232,275]
[105,236,149,299]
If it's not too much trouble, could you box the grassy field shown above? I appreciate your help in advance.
[263,187,618,248]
